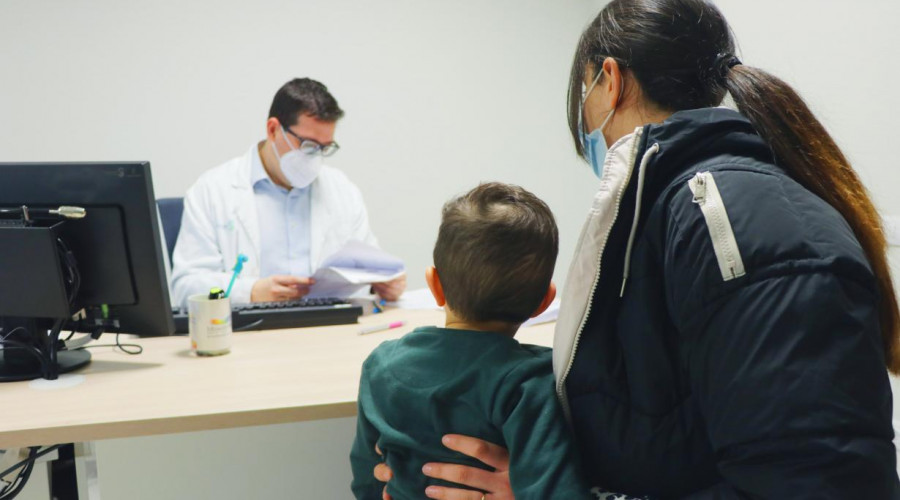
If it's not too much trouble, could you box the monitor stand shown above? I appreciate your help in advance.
[0,349,91,383]
[0,317,93,382]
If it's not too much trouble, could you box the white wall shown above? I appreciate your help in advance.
[0,0,602,291]
[712,0,900,214]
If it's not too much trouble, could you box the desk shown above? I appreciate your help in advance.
[0,309,555,498]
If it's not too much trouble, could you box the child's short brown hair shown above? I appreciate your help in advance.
[433,182,558,324]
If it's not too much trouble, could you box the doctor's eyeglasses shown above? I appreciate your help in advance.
[284,128,340,157]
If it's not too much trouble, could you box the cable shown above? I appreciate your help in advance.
[0,339,48,374]
[0,445,60,492]
[0,207,28,220]
[0,328,27,342]
[56,238,80,305]
[0,467,29,498]
[81,333,142,355]
[0,446,60,480]
[0,327,51,378]
[0,462,30,497]
[234,319,264,332]
[0,447,36,499]
[62,334,94,351]
[47,319,64,372]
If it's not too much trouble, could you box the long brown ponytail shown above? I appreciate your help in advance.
[568,0,900,373]
[725,66,900,373]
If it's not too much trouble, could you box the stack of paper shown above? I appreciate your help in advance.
[307,241,406,299]
[388,288,558,328]
[522,298,560,327]
[387,288,442,311]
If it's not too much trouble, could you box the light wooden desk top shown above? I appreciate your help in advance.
[0,309,555,448]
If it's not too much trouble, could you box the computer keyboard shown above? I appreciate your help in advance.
[171,298,363,334]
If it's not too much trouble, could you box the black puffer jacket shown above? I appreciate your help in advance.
[553,108,899,498]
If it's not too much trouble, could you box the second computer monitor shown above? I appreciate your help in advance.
[0,162,175,336]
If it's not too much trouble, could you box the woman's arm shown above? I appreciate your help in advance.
[663,178,898,497]
[681,272,897,497]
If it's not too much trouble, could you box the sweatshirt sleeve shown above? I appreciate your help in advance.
[495,351,593,499]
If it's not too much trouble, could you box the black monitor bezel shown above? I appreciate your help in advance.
[0,162,175,337]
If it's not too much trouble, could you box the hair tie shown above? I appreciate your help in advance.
[714,53,742,82]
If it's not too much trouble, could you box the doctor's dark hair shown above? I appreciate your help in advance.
[568,0,900,373]
[269,78,344,126]
[433,183,558,325]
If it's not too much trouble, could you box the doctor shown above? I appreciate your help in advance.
[172,78,406,307]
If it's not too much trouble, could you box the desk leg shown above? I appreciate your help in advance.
[49,444,77,500]
[49,443,101,500]
[74,443,100,499]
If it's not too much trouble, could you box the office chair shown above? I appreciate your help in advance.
[157,197,184,266]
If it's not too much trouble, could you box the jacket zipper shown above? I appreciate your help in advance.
[688,172,746,281]
[556,149,638,421]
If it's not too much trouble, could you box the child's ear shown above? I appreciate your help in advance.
[425,266,447,307]
[530,281,557,318]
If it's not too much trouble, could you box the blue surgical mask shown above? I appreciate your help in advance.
[581,71,618,179]
[583,122,611,178]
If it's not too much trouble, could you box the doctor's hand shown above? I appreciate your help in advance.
[251,275,315,302]
[373,274,407,302]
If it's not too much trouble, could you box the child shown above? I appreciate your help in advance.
[350,182,590,499]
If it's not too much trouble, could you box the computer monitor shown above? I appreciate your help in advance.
[0,162,174,381]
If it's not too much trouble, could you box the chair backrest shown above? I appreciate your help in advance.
[157,197,184,266]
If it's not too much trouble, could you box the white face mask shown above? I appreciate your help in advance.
[272,126,323,189]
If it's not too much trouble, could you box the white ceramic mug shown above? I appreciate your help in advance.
[188,294,232,356]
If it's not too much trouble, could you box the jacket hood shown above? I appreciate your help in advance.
[639,107,775,199]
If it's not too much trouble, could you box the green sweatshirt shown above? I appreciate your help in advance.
[350,326,591,499]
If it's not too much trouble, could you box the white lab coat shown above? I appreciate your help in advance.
[171,144,378,307]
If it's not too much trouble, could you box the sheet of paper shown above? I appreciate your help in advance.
[522,298,560,328]
[308,267,405,299]
[319,240,405,271]
[307,240,406,299]
[387,287,442,311]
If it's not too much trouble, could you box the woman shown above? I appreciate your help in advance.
[377,0,900,497]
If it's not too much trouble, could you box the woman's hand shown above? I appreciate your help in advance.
[422,434,513,500]
[374,445,394,500]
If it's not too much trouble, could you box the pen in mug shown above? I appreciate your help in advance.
[224,253,249,298]
[358,321,406,336]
